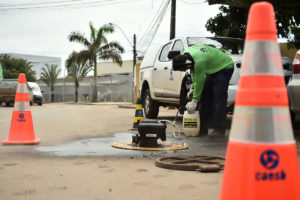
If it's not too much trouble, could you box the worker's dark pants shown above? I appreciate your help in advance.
[199,67,234,134]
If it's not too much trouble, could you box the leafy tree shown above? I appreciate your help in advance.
[40,64,61,102]
[68,22,124,102]
[66,51,93,102]
[206,0,300,47]
[0,54,36,81]
[206,6,248,39]
[288,27,300,49]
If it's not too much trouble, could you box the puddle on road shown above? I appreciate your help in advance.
[36,133,228,157]
[36,132,300,158]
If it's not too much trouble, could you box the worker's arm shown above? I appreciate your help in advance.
[184,45,208,100]
[191,69,205,101]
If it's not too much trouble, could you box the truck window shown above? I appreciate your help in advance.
[159,42,172,62]
[172,40,184,53]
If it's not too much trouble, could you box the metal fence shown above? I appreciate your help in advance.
[37,73,133,103]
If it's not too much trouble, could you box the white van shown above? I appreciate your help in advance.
[28,82,43,106]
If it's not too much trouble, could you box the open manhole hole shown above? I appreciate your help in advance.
[155,155,225,172]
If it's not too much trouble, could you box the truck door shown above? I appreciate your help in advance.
[153,40,185,98]
[152,42,172,96]
[166,39,185,94]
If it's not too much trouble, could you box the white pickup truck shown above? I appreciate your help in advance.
[139,37,292,119]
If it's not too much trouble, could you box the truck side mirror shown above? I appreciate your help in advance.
[167,50,181,60]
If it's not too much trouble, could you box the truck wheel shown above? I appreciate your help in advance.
[142,89,159,119]
[5,102,13,107]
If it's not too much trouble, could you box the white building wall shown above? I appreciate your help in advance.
[96,60,133,75]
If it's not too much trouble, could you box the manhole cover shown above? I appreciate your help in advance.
[155,155,225,172]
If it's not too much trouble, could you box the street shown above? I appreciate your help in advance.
[0,103,299,200]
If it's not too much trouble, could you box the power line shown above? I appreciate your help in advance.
[1,0,170,57]
[0,0,84,7]
[138,0,167,43]
[0,0,142,12]
[138,0,170,54]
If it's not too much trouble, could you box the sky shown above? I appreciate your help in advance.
[0,0,220,71]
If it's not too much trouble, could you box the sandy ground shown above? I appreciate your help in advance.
[0,103,224,200]
[0,155,222,200]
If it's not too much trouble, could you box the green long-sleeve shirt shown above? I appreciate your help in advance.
[184,44,234,101]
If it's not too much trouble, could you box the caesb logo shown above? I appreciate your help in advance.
[255,150,286,181]
[17,113,26,122]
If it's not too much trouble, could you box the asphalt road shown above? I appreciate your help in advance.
[0,103,299,200]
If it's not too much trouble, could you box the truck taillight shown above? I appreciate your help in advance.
[293,52,300,74]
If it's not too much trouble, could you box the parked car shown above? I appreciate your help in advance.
[139,36,293,119]
[28,82,43,106]
[0,79,33,106]
[287,50,300,123]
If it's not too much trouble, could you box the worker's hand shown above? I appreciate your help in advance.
[185,99,198,114]
[186,88,194,101]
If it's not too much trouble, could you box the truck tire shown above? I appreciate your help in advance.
[142,89,159,119]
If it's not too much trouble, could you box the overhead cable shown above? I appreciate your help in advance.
[138,0,170,54]
[0,0,142,12]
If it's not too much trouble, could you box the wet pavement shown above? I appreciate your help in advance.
[37,132,228,158]
[35,110,300,159]
[36,131,300,158]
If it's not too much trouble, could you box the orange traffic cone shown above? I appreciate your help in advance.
[220,2,300,200]
[2,73,40,145]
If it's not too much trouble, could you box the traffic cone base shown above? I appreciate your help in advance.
[221,141,300,200]
[2,112,40,144]
[2,138,40,145]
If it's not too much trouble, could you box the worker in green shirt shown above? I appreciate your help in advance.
[172,44,234,138]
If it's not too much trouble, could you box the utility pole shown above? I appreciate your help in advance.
[170,0,176,40]
[132,34,137,102]
[133,34,136,68]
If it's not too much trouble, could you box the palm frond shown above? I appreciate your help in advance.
[100,41,124,53]
[100,50,123,66]
[66,50,95,69]
[67,62,92,82]
[96,23,114,45]
[68,32,91,47]
[89,22,97,42]
[40,64,61,87]
[65,51,78,69]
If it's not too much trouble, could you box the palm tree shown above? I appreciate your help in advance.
[66,51,93,102]
[40,64,61,102]
[68,22,124,102]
